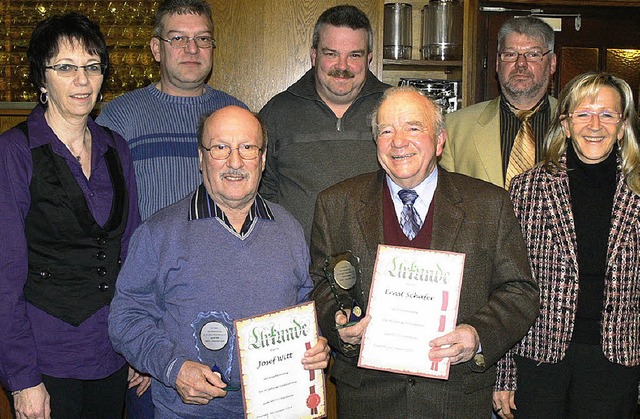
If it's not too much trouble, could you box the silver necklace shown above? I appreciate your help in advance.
[73,128,88,165]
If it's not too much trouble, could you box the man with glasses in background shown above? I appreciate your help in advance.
[441,17,557,189]
[96,1,245,417]
[97,0,246,222]
[108,106,329,418]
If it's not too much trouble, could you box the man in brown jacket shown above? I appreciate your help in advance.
[311,86,539,418]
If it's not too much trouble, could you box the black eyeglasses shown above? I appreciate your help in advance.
[155,35,215,49]
[200,144,263,160]
[45,63,107,77]
[498,50,552,63]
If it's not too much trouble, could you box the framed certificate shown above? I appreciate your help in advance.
[234,301,326,419]
[358,244,465,380]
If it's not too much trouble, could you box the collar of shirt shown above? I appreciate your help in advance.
[28,104,112,159]
[499,94,551,172]
[500,94,548,115]
[386,166,438,224]
[188,183,275,237]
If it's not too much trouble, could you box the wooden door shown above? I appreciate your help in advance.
[474,2,640,106]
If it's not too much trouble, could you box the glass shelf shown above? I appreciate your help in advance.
[383,58,463,69]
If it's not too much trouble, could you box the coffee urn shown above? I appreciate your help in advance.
[421,0,463,61]
[383,3,413,60]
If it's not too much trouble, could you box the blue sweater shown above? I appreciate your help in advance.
[97,84,246,220]
[108,194,312,418]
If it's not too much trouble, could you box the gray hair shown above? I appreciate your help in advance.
[497,17,554,52]
[154,0,213,36]
[371,86,445,140]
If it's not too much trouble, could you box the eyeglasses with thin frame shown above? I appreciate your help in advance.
[498,50,552,63]
[155,35,216,49]
[200,144,263,160]
[45,63,107,77]
[567,110,622,124]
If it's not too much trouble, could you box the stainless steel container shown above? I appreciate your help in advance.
[383,3,412,60]
[421,0,463,61]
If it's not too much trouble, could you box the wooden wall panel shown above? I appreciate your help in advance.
[209,0,383,112]
[0,390,10,419]
[0,111,29,135]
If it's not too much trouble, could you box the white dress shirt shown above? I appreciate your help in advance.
[386,166,439,225]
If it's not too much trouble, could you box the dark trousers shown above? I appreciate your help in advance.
[514,342,640,419]
[125,384,155,419]
[39,365,128,419]
[336,373,494,419]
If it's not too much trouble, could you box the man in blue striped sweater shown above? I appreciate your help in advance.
[97,0,246,222]
[97,1,246,417]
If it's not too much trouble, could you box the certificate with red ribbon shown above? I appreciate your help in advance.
[234,301,326,418]
[358,245,465,379]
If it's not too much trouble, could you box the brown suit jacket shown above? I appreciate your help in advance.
[310,168,539,416]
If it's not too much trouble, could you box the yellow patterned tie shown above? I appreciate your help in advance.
[505,108,536,189]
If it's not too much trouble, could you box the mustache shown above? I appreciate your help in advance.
[509,68,533,77]
[327,69,355,78]
[219,169,249,179]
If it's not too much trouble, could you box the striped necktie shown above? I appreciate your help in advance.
[398,189,422,240]
[505,107,537,189]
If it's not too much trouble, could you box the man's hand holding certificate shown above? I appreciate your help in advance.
[357,245,466,379]
[234,301,328,419]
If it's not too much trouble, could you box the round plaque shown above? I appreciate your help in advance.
[334,260,357,290]
[200,321,229,351]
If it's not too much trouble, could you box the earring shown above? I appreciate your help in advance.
[39,91,48,105]
[98,92,103,102]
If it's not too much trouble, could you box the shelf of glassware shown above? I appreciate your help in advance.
[379,0,468,99]
[0,0,160,103]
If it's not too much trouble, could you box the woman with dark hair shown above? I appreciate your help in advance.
[0,13,145,418]
[494,72,640,418]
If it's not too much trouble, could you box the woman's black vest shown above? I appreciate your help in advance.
[19,123,129,326]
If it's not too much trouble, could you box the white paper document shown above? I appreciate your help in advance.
[358,245,465,379]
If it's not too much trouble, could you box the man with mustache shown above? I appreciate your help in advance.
[97,2,247,416]
[108,106,330,418]
[441,17,557,189]
[258,5,389,242]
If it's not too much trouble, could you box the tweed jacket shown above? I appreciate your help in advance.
[310,168,539,412]
[495,156,640,391]
[441,96,557,188]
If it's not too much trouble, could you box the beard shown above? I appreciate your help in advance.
[499,67,550,103]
